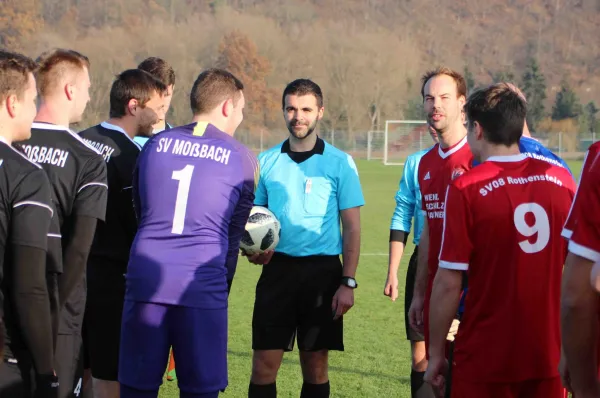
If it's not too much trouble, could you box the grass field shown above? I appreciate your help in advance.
[158,158,584,398]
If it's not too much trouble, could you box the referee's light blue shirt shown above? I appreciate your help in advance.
[390,147,431,246]
[254,138,365,257]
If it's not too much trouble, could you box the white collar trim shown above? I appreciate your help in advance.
[101,121,141,150]
[438,136,468,159]
[32,122,102,155]
[487,154,527,163]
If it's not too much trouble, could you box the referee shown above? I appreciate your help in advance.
[247,79,365,398]
[384,123,437,398]
[0,50,59,397]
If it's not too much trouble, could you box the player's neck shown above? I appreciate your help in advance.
[480,143,521,162]
[191,114,232,136]
[153,119,166,132]
[289,132,317,152]
[0,129,13,145]
[35,101,71,128]
[105,118,136,139]
[438,123,467,149]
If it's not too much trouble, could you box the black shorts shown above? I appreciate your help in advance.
[83,293,124,381]
[404,246,424,342]
[83,261,126,382]
[252,253,344,352]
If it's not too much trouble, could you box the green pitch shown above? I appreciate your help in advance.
[158,158,583,398]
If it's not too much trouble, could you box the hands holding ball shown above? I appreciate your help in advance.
[240,206,281,265]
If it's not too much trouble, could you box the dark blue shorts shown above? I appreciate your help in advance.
[118,300,227,395]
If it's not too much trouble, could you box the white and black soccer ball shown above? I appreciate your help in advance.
[240,206,281,255]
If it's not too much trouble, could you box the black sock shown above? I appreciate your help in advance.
[410,370,435,398]
[300,381,330,398]
[248,382,276,398]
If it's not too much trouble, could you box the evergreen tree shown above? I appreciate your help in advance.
[521,57,547,131]
[464,65,476,95]
[552,78,582,120]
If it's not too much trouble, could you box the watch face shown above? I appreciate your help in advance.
[345,278,356,288]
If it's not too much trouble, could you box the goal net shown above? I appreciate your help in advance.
[384,120,431,165]
[367,130,384,161]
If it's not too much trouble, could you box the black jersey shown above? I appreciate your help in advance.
[20,122,108,231]
[79,121,140,270]
[0,138,55,351]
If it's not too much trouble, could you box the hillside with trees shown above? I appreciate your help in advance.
[2,0,599,150]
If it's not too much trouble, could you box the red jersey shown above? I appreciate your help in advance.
[439,154,576,382]
[562,141,600,239]
[418,136,473,351]
[568,152,600,261]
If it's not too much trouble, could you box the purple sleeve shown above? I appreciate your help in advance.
[225,150,258,282]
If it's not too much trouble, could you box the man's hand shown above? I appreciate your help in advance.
[332,285,354,320]
[408,295,424,333]
[424,355,448,398]
[241,249,274,265]
[383,274,399,301]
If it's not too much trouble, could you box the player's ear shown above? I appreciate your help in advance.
[65,83,75,101]
[222,98,233,118]
[458,95,466,110]
[317,106,324,120]
[474,121,484,140]
[127,99,139,116]
[5,94,18,118]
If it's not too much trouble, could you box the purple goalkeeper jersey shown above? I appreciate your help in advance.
[125,122,258,309]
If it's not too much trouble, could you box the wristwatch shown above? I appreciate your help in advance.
[341,277,358,289]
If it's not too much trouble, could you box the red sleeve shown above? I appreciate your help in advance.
[563,146,600,239]
[438,183,473,270]
[568,159,600,263]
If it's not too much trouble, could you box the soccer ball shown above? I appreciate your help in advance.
[240,206,281,255]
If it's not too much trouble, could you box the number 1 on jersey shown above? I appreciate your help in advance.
[171,165,194,234]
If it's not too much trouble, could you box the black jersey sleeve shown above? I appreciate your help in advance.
[132,162,141,222]
[58,215,97,306]
[73,156,108,221]
[11,169,54,250]
[11,244,55,376]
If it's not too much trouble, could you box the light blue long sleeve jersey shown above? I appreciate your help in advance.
[390,147,431,246]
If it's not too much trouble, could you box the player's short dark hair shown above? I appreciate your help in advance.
[421,66,467,100]
[0,50,37,103]
[35,48,90,96]
[190,68,244,115]
[137,57,176,87]
[464,82,527,146]
[109,69,167,118]
[282,79,323,109]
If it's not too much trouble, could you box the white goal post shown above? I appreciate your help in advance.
[383,120,431,165]
[367,130,384,161]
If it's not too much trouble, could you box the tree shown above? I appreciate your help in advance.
[520,57,547,131]
[403,97,427,120]
[463,65,476,95]
[492,69,515,84]
[551,78,582,121]
[215,30,278,131]
[578,101,599,134]
[0,0,43,50]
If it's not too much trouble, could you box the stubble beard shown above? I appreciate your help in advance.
[288,118,318,140]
